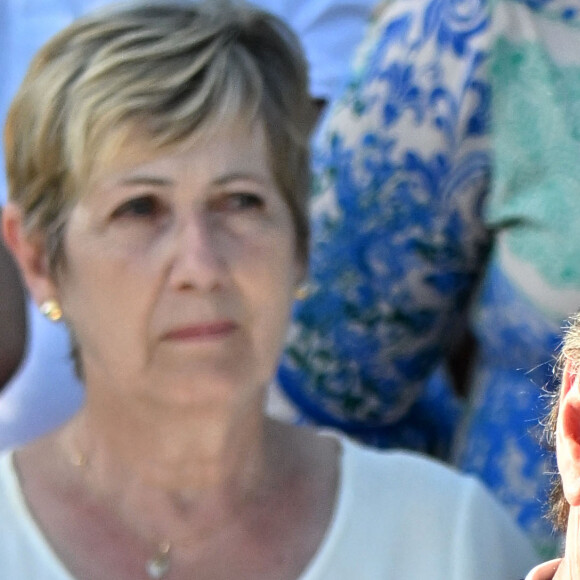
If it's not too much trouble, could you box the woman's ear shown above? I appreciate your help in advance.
[557,360,580,505]
[1,203,58,307]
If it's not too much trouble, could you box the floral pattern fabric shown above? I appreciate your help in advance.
[278,0,580,555]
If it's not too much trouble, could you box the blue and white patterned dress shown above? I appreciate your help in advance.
[278,0,580,555]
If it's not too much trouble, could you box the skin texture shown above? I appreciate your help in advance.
[2,120,339,579]
[59,120,300,422]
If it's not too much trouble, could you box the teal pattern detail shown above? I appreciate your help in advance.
[488,37,580,288]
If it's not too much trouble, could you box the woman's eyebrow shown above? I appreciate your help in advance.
[212,171,269,186]
[116,176,173,187]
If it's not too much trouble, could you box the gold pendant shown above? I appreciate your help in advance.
[145,541,171,579]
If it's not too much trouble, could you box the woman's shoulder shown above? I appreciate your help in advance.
[328,432,499,530]
[0,448,26,532]
[305,433,540,579]
[0,448,24,509]
[337,435,531,530]
[338,434,476,493]
[0,447,17,489]
[0,440,62,526]
[338,434,539,541]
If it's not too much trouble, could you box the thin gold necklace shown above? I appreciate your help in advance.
[71,450,172,579]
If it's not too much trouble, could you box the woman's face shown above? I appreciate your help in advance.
[56,120,301,410]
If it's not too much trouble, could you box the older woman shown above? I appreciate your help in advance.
[0,0,376,450]
[0,2,538,578]
[526,311,580,579]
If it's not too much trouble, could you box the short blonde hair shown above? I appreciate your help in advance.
[5,0,313,273]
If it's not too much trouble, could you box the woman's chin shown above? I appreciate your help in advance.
[141,372,268,413]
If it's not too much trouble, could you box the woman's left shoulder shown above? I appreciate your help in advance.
[327,435,541,577]
[339,436,473,495]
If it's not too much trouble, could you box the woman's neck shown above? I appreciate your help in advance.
[51,400,296,549]
[61,390,277,498]
[19,405,337,580]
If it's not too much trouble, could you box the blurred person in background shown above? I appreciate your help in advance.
[277,0,580,557]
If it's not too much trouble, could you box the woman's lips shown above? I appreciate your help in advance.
[163,321,237,341]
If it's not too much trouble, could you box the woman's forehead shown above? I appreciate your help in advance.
[85,117,270,188]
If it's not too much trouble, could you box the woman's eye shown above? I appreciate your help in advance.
[112,195,162,219]
[215,193,265,212]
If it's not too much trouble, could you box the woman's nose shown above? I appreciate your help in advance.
[167,213,228,292]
